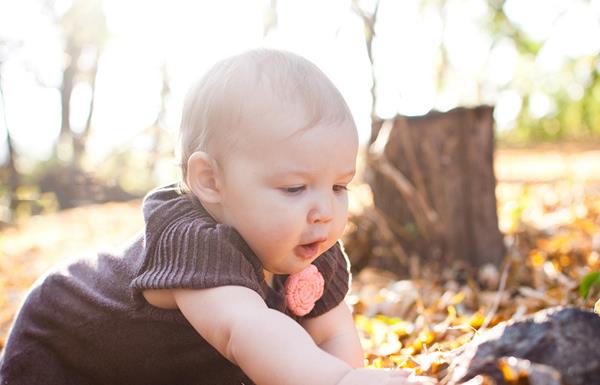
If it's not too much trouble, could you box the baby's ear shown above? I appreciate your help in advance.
[186,151,222,203]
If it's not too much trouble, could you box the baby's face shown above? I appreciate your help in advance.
[216,107,358,275]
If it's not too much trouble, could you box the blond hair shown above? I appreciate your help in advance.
[178,49,354,182]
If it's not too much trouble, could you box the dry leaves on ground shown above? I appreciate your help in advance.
[0,179,599,384]
[351,180,600,382]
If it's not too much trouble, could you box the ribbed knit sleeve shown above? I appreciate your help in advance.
[130,185,264,298]
[304,241,351,318]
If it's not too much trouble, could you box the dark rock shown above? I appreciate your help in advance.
[450,307,600,385]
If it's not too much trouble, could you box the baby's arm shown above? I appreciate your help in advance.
[174,286,437,385]
[301,301,364,368]
[174,286,351,385]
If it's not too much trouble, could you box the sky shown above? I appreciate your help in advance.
[0,0,599,169]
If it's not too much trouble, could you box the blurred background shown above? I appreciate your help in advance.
[1,0,600,375]
[1,0,600,222]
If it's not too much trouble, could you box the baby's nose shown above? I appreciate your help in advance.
[308,196,334,224]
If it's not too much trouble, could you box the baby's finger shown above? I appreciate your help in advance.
[407,375,438,385]
[384,374,437,385]
[388,368,412,377]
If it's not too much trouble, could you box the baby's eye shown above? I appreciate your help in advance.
[282,186,306,194]
[333,185,348,193]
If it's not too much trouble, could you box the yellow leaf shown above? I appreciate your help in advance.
[447,305,457,320]
[469,311,486,329]
[529,250,546,267]
[450,292,465,305]
[498,358,519,382]
[372,356,383,368]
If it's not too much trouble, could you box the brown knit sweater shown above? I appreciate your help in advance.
[0,184,351,385]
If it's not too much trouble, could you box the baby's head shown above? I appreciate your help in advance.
[179,49,358,275]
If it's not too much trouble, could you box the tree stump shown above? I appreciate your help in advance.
[364,106,504,273]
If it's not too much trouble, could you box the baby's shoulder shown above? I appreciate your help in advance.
[142,288,177,309]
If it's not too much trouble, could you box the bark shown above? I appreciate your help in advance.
[365,106,504,271]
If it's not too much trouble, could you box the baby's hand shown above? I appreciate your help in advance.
[382,370,437,385]
[337,368,437,385]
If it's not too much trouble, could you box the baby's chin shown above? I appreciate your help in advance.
[263,261,317,276]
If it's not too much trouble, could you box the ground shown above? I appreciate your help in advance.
[1,146,599,382]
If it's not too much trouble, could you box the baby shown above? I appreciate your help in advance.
[0,49,435,385]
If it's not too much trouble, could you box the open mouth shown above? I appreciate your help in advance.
[293,241,321,260]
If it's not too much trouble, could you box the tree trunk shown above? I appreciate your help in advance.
[0,78,19,215]
[365,106,504,272]
[57,40,81,162]
[73,52,99,165]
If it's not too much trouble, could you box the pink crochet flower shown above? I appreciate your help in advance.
[285,265,325,316]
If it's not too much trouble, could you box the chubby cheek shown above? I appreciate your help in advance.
[234,200,301,254]
[250,218,297,248]
[333,196,349,235]
[328,215,347,249]
[334,214,347,237]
